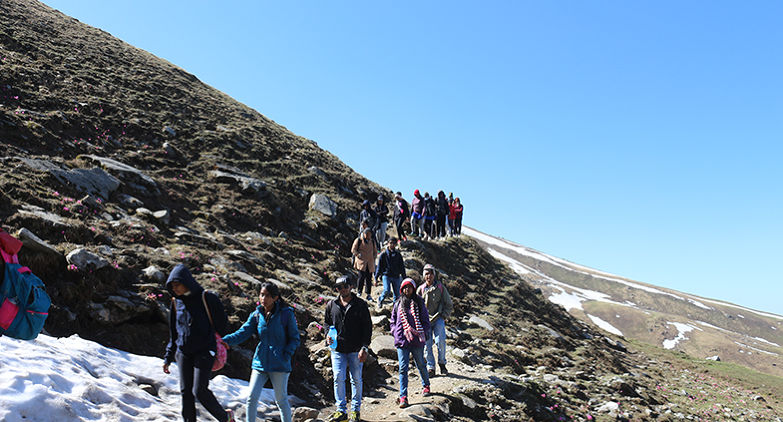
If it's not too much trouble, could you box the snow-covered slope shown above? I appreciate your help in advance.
[0,335,291,422]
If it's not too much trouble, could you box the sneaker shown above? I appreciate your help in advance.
[422,386,431,396]
[428,368,436,378]
[328,411,348,422]
[348,411,360,421]
[439,363,448,375]
[226,409,235,422]
[399,396,409,408]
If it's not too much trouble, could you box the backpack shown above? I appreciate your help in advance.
[0,230,51,340]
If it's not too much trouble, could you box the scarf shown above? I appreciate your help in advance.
[399,297,425,342]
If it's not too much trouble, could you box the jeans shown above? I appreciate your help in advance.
[176,351,229,422]
[425,318,447,369]
[447,218,455,236]
[376,222,388,248]
[396,346,429,398]
[246,370,291,422]
[377,275,401,306]
[331,351,363,412]
[411,214,422,236]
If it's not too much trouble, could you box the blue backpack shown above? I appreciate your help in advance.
[0,232,51,340]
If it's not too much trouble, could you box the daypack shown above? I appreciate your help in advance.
[0,230,51,340]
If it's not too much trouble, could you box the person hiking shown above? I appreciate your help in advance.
[163,264,235,422]
[390,278,431,408]
[393,192,410,241]
[374,237,405,309]
[422,192,437,240]
[324,275,373,422]
[435,191,449,238]
[351,228,377,301]
[416,264,453,377]
[410,190,424,237]
[452,198,464,235]
[358,199,379,248]
[373,195,389,252]
[222,282,300,422]
[447,194,457,236]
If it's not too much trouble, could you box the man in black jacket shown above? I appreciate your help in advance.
[374,237,405,309]
[324,275,372,422]
[393,192,409,241]
[163,264,234,422]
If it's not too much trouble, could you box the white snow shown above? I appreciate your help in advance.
[662,322,701,350]
[548,290,586,311]
[0,334,294,422]
[738,314,745,319]
[587,314,624,336]
[697,297,783,321]
[751,336,781,347]
[735,341,780,356]
[465,227,716,311]
[487,248,531,275]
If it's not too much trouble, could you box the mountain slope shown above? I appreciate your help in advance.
[465,226,783,378]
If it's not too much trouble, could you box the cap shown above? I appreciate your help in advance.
[335,274,354,288]
[362,200,371,207]
[423,264,435,273]
[400,278,416,293]
[377,194,384,201]
[414,189,420,196]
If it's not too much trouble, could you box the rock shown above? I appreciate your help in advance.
[308,166,327,178]
[97,245,113,256]
[163,126,177,137]
[83,155,158,194]
[450,348,467,360]
[752,395,766,402]
[292,407,319,422]
[117,193,144,208]
[468,315,494,331]
[16,157,121,200]
[537,324,565,341]
[232,271,263,287]
[596,401,620,416]
[706,355,721,361]
[370,335,397,359]
[143,266,166,283]
[162,141,181,158]
[210,170,266,194]
[307,321,325,341]
[135,207,153,218]
[309,194,338,217]
[17,204,71,229]
[66,248,110,271]
[16,228,60,256]
[372,315,389,328]
[153,210,170,225]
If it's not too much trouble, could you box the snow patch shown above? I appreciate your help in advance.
[735,341,780,356]
[662,322,700,350]
[587,314,624,336]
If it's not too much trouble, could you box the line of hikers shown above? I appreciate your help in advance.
[163,253,454,422]
[359,190,464,251]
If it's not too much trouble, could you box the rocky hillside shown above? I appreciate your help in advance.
[465,227,783,378]
[2,1,782,420]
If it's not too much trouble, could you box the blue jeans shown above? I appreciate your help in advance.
[425,318,447,369]
[377,275,401,306]
[331,351,363,412]
[246,370,291,422]
[396,346,429,398]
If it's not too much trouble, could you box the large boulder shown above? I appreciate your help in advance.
[370,335,396,359]
[309,193,338,217]
[66,248,110,271]
[16,157,121,200]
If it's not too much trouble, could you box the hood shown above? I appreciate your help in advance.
[165,264,204,297]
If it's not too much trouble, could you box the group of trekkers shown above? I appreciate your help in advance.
[162,190,459,422]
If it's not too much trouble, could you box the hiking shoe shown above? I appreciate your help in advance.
[439,363,448,375]
[399,396,409,408]
[422,386,431,396]
[328,411,348,422]
[226,409,235,422]
[428,368,436,378]
[348,411,361,421]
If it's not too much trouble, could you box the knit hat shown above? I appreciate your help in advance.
[400,278,416,294]
[414,189,420,196]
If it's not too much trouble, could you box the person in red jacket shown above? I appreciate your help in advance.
[451,198,464,235]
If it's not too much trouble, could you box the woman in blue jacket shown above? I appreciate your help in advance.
[223,282,300,422]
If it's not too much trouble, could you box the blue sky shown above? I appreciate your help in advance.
[42,1,782,315]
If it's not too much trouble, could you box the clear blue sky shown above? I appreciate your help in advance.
[42,1,782,316]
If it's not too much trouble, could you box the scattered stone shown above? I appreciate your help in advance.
[468,315,494,331]
[706,355,721,361]
[309,193,338,217]
[370,335,396,359]
[308,166,327,178]
[83,155,158,193]
[16,157,121,199]
[153,210,170,225]
[292,407,319,422]
[97,245,113,256]
[17,204,71,229]
[117,193,144,208]
[66,248,110,271]
[372,315,389,327]
[15,228,60,256]
[143,266,166,283]
[163,126,177,137]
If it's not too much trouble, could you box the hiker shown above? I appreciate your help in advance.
[417,264,453,377]
[358,199,379,248]
[222,282,300,422]
[324,275,373,422]
[410,190,424,237]
[452,198,464,235]
[390,278,431,408]
[435,191,449,238]
[374,237,405,309]
[422,192,437,239]
[393,192,409,241]
[447,194,456,236]
[352,228,377,301]
[373,194,389,251]
[163,264,235,422]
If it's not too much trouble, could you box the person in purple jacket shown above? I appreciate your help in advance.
[409,190,424,237]
[389,278,431,408]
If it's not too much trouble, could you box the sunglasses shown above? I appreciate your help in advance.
[335,284,350,290]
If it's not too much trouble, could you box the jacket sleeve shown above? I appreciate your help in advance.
[361,301,372,347]
[221,311,257,346]
[206,292,229,336]
[420,299,431,334]
[324,301,333,328]
[351,238,360,257]
[164,300,177,364]
[283,308,301,357]
[374,252,386,279]
[441,285,454,319]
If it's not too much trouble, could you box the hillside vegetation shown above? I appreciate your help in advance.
[1,1,782,420]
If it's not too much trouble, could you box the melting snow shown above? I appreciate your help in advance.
[0,334,295,422]
[662,322,701,350]
[735,341,780,356]
[587,315,624,336]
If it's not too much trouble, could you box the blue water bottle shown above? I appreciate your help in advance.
[328,326,338,350]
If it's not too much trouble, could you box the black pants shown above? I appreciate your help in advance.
[454,216,462,234]
[436,215,447,238]
[176,350,228,422]
[395,219,407,239]
[357,269,372,296]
